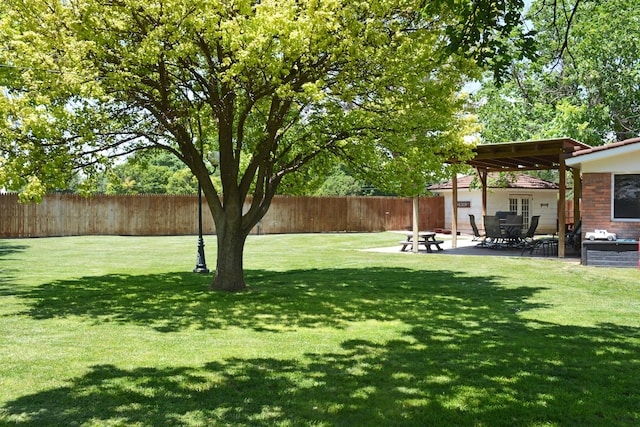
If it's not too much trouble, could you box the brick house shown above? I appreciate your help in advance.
[565,137,640,266]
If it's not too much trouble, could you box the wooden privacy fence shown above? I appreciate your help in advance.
[0,193,445,238]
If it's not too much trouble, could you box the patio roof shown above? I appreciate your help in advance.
[459,138,591,171]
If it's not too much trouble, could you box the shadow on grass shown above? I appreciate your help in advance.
[0,240,29,258]
[16,267,547,332]
[4,268,640,425]
[0,240,28,291]
[3,327,639,426]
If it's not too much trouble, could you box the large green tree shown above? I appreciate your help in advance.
[1,0,535,291]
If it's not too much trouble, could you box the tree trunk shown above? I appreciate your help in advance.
[210,221,248,292]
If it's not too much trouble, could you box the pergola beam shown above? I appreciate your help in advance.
[475,165,557,172]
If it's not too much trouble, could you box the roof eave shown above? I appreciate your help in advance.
[566,138,640,167]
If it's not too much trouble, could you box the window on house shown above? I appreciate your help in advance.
[612,174,640,220]
[509,198,518,214]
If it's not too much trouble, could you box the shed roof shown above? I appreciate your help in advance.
[429,173,559,191]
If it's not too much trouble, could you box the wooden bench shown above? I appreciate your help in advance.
[399,240,444,253]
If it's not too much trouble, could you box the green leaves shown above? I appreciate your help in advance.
[427,0,536,83]
[478,0,640,145]
[0,0,531,203]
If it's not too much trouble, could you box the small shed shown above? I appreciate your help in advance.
[429,173,559,235]
[565,137,640,267]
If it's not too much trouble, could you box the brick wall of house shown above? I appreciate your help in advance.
[582,172,640,240]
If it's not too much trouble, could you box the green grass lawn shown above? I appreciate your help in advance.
[1,233,639,426]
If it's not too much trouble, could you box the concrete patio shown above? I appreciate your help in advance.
[364,232,581,260]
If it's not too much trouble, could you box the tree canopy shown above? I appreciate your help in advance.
[476,0,640,145]
[1,0,537,290]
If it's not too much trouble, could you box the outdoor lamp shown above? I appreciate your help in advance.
[194,150,220,274]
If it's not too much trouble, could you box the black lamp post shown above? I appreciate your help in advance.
[193,179,209,273]
[193,150,219,274]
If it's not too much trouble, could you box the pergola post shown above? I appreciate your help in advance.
[452,173,458,248]
[478,169,488,219]
[412,195,419,253]
[558,156,566,257]
[573,167,581,226]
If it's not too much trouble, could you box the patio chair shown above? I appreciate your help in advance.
[495,211,511,220]
[519,215,541,254]
[521,215,540,243]
[505,214,522,224]
[483,215,505,248]
[469,214,484,242]
[565,219,582,251]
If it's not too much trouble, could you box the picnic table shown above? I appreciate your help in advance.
[399,232,444,253]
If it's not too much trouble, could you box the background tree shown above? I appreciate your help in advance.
[103,151,198,195]
[476,0,639,145]
[313,165,366,197]
[1,0,536,291]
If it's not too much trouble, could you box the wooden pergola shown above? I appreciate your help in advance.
[448,138,591,257]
